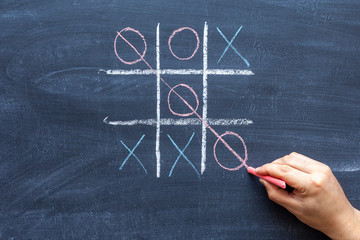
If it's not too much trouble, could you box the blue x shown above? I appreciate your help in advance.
[217,26,250,67]
[168,133,200,177]
[119,134,147,174]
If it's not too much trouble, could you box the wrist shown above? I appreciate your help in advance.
[329,207,360,240]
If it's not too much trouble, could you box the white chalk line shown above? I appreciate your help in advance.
[156,23,161,178]
[332,166,360,172]
[99,69,254,76]
[103,117,253,126]
[201,22,208,175]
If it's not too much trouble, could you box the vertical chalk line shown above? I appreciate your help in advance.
[201,22,208,175]
[116,31,248,169]
[156,23,161,178]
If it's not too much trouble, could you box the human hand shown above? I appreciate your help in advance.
[256,152,360,240]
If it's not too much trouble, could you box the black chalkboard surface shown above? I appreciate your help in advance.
[1,1,359,239]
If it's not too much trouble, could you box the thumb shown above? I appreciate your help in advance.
[259,179,298,209]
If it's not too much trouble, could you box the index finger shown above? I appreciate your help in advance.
[256,163,310,193]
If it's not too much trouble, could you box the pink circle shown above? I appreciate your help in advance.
[167,84,199,117]
[213,131,248,171]
[114,27,147,65]
[168,27,200,60]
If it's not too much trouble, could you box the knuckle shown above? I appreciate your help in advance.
[282,154,294,164]
[297,185,307,194]
[283,154,291,162]
[281,155,290,163]
[322,165,332,175]
[290,152,298,157]
[278,164,291,174]
[310,173,327,189]
[272,158,282,164]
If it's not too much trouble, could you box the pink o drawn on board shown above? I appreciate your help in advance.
[213,131,248,171]
[168,27,200,61]
[167,83,199,117]
[114,27,147,65]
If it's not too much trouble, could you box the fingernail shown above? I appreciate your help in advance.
[259,178,265,185]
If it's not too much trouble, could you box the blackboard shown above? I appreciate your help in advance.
[1,1,359,239]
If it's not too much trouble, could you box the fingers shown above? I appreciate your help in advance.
[259,179,300,209]
[258,154,360,239]
[256,163,309,193]
[272,152,324,174]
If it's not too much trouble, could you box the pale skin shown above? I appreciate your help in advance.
[256,152,360,240]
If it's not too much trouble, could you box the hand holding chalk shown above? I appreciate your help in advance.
[256,152,360,240]
[247,166,287,189]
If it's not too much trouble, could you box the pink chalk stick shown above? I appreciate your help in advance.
[247,167,286,189]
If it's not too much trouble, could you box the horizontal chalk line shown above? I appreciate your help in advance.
[103,117,253,126]
[99,69,254,76]
[332,166,360,172]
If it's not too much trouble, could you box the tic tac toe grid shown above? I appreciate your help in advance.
[101,22,254,177]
